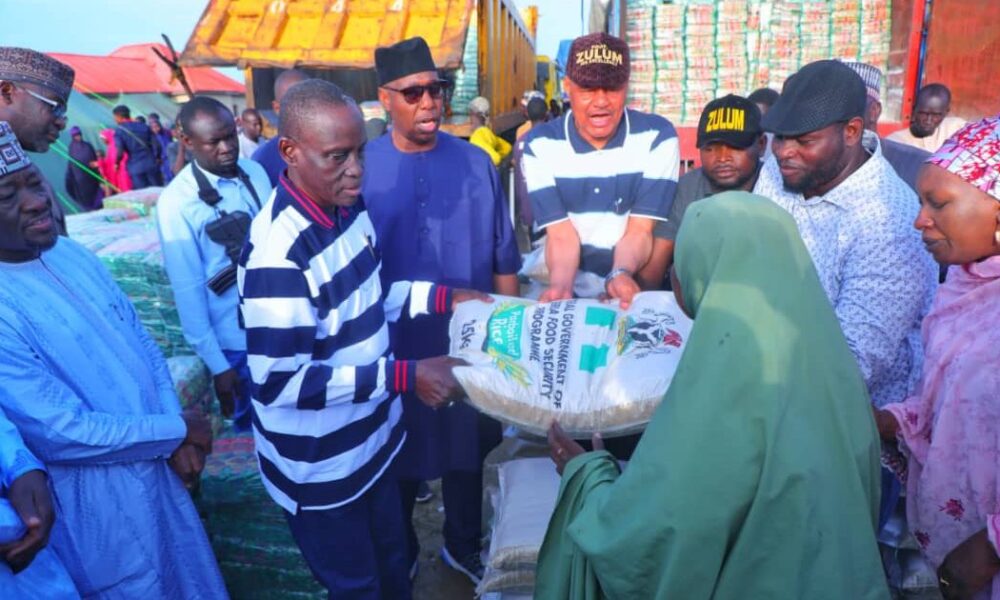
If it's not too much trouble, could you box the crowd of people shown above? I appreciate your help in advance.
[0,24,995,600]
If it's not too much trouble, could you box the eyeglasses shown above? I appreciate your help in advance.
[382,80,453,105]
[22,86,67,119]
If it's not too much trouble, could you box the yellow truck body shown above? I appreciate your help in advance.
[181,0,536,136]
[536,54,558,106]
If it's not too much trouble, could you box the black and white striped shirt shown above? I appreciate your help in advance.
[238,175,451,513]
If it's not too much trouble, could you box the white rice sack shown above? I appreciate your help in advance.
[518,245,605,300]
[487,458,561,571]
[450,292,692,437]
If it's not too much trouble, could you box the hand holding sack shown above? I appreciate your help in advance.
[449,292,692,438]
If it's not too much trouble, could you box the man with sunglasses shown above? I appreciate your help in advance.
[362,36,521,585]
[0,47,74,234]
[521,33,679,309]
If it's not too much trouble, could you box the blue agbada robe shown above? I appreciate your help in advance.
[0,239,227,599]
[363,132,522,478]
[0,408,79,599]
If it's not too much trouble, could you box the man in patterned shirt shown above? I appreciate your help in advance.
[753,60,938,408]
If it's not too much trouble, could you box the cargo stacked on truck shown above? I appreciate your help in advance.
[604,0,1000,165]
[180,0,537,138]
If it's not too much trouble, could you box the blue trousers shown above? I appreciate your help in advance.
[285,472,411,600]
[128,168,162,189]
[221,350,252,432]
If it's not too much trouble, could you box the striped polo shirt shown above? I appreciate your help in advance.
[237,175,451,513]
[522,108,679,277]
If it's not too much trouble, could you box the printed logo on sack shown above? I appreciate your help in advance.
[617,309,684,358]
[485,302,531,386]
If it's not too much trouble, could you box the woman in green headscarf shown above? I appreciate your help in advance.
[536,192,888,599]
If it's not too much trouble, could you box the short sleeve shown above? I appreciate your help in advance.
[631,123,679,220]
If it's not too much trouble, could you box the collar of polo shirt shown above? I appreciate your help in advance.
[564,108,630,153]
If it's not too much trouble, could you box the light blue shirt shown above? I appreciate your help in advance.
[0,238,227,598]
[753,133,938,406]
[0,409,79,599]
[157,158,273,374]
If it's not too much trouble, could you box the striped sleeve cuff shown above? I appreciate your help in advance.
[384,359,417,395]
[408,281,453,317]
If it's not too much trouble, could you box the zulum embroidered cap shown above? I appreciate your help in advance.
[566,33,630,90]
[696,94,763,149]
[761,60,867,137]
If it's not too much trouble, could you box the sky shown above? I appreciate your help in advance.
[0,0,588,73]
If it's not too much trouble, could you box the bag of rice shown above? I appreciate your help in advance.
[449,292,691,437]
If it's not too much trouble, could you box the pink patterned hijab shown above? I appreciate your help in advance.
[885,113,1000,599]
[927,114,1000,200]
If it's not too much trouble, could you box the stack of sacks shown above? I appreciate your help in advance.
[831,0,863,61]
[651,3,684,122]
[621,0,894,125]
[799,1,833,65]
[745,1,771,90]
[858,0,891,99]
[166,355,224,434]
[196,435,326,599]
[682,2,717,124]
[451,7,480,116]
[66,208,191,358]
[625,4,657,114]
[100,186,163,216]
[167,355,211,413]
[766,1,802,89]
[478,458,562,597]
[715,0,750,95]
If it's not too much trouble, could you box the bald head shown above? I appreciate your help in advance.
[279,79,356,140]
[273,69,310,114]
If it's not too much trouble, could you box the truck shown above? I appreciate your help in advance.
[605,0,1000,165]
[180,0,537,138]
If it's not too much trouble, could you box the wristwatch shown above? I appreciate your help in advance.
[604,267,633,292]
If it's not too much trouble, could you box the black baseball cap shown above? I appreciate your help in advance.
[761,60,866,136]
[696,94,763,149]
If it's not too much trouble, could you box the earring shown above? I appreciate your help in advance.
[994,228,1000,245]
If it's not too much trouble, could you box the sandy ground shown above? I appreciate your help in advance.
[411,479,477,599]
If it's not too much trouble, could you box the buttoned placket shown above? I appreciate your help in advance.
[415,153,431,245]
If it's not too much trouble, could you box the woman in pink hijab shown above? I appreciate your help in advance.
[97,128,132,194]
[875,115,1000,599]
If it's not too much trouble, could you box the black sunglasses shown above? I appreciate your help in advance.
[382,80,453,105]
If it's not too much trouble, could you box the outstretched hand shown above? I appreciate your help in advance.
[605,273,640,309]
[539,286,573,304]
[451,288,493,310]
[415,356,468,409]
[548,421,603,475]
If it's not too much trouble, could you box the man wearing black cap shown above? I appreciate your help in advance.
[640,94,766,283]
[753,60,937,409]
[521,32,679,307]
[0,47,75,233]
[362,36,521,586]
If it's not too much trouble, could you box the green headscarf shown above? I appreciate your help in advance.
[535,192,888,599]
